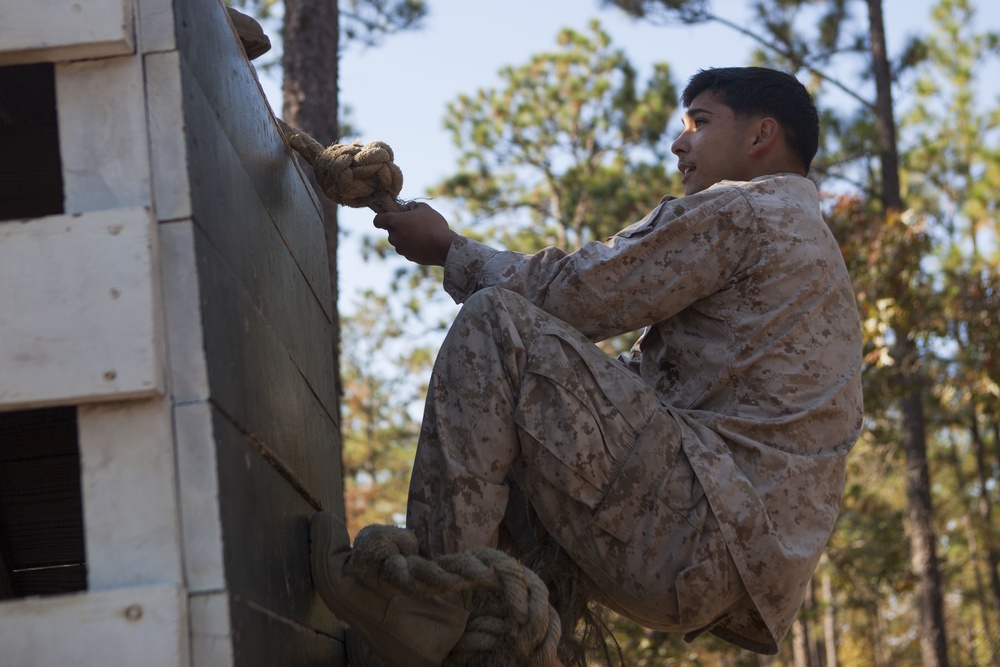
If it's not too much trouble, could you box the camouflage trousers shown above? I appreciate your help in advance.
[406,287,745,632]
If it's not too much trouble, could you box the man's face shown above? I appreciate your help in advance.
[670,90,756,196]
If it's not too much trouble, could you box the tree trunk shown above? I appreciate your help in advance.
[866,2,948,665]
[820,553,838,667]
[807,580,822,667]
[873,601,886,667]
[951,420,1000,664]
[282,0,342,405]
[792,616,810,667]
[969,409,1000,633]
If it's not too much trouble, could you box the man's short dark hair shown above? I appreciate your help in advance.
[681,67,820,172]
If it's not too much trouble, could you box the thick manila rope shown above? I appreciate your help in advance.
[351,524,562,667]
[277,119,406,214]
[277,119,563,663]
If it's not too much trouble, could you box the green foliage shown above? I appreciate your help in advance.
[431,20,680,253]
[340,290,433,536]
[342,1,1000,663]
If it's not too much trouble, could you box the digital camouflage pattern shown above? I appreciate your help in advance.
[407,173,864,654]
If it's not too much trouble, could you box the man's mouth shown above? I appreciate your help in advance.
[679,163,695,181]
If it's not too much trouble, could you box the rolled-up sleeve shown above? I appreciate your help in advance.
[442,185,758,342]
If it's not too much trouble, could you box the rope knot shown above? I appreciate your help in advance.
[349,525,562,667]
[277,119,405,213]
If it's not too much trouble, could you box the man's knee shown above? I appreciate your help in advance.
[461,286,525,316]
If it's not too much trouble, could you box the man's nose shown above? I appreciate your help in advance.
[671,131,688,156]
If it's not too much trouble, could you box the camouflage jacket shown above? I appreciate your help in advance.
[442,173,864,653]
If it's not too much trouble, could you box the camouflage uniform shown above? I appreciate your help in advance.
[406,174,864,653]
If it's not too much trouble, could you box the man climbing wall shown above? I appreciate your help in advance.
[305,66,863,667]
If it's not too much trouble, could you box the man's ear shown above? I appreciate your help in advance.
[748,117,779,156]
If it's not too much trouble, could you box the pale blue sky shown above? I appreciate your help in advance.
[256,0,1000,313]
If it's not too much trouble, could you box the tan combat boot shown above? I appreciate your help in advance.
[309,512,470,667]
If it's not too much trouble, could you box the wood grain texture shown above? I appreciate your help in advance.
[0,207,164,410]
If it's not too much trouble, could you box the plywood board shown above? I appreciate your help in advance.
[0,207,163,410]
[174,0,331,320]
[212,409,339,635]
[0,584,189,666]
[0,0,134,66]
[229,594,346,667]
[182,63,338,422]
[195,226,342,513]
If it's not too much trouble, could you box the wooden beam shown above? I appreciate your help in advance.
[0,0,134,66]
[0,584,189,665]
[0,207,163,410]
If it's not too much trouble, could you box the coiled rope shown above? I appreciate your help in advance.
[277,118,564,664]
[351,524,562,667]
[277,119,406,213]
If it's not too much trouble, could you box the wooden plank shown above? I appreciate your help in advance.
[0,584,189,666]
[78,398,183,590]
[173,400,225,593]
[159,221,210,404]
[173,0,332,321]
[212,409,339,636]
[189,592,235,667]
[229,594,346,667]
[145,51,192,223]
[0,0,134,66]
[0,208,163,410]
[136,0,176,54]
[194,224,342,513]
[56,56,152,214]
[182,62,338,423]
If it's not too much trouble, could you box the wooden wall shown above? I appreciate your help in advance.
[0,0,346,663]
[171,1,347,660]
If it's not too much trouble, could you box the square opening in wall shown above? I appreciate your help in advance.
[0,406,86,599]
[0,62,64,222]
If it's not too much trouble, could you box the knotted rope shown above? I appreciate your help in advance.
[277,119,406,213]
[351,524,562,667]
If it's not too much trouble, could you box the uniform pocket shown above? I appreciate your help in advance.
[674,520,739,631]
[591,408,704,543]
